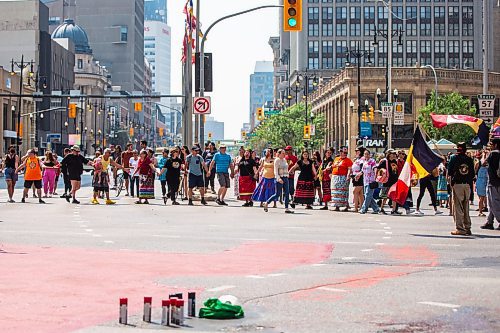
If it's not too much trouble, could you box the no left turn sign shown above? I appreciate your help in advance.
[193,96,211,114]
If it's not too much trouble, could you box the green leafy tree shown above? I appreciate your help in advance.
[248,103,325,152]
[417,91,477,143]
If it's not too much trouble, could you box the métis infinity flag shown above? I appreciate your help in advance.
[388,126,443,205]
[430,113,489,145]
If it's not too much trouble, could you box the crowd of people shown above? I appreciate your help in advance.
[2,137,500,236]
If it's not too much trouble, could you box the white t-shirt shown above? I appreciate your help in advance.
[129,157,139,177]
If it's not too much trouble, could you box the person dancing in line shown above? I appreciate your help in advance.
[330,146,353,212]
[312,151,323,205]
[42,151,58,198]
[266,149,293,213]
[253,148,276,211]
[351,147,366,213]
[133,149,157,205]
[319,149,334,210]
[159,148,183,205]
[289,150,317,210]
[236,148,258,207]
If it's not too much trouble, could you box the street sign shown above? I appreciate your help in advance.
[193,96,211,114]
[393,102,405,125]
[478,94,496,110]
[381,102,393,119]
[264,109,280,116]
[359,122,372,138]
[478,94,496,125]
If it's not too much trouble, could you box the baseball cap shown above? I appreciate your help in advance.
[285,146,293,150]
[71,145,80,152]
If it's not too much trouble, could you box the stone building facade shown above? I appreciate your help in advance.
[310,67,500,155]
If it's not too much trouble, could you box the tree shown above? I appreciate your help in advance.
[417,91,477,143]
[248,103,325,152]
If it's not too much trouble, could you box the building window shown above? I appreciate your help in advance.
[434,6,445,19]
[435,23,445,36]
[462,40,474,54]
[336,23,347,36]
[336,7,347,20]
[322,41,333,69]
[308,41,319,69]
[406,6,417,20]
[77,59,83,69]
[364,6,375,20]
[449,6,459,19]
[406,23,417,36]
[420,23,431,36]
[335,40,347,69]
[322,7,333,36]
[308,7,320,37]
[462,6,473,20]
[462,23,474,36]
[120,26,128,42]
[448,23,460,36]
[350,23,361,36]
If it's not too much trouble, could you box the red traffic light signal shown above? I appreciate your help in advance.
[284,0,302,32]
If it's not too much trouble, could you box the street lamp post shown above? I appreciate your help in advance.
[10,55,35,153]
[421,64,438,114]
[345,42,372,144]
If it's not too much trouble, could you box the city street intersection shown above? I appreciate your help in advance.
[1,183,499,333]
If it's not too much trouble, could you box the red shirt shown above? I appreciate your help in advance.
[285,154,298,178]
[138,157,152,175]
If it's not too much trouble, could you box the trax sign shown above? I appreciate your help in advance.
[193,96,211,114]
[364,139,386,148]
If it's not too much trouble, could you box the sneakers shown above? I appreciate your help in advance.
[105,199,116,205]
[216,199,223,205]
[21,197,25,203]
[91,198,99,205]
[38,199,45,204]
[285,209,294,214]
[72,199,80,204]
[390,210,402,215]
[188,199,194,206]
[434,210,443,215]
[201,198,208,205]
[65,195,70,203]
[221,201,228,206]
[413,210,424,216]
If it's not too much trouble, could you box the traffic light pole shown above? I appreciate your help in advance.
[199,5,283,147]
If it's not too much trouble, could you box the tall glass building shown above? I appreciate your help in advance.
[145,0,167,24]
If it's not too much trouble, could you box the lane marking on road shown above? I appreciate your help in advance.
[375,243,385,246]
[317,287,348,292]
[429,244,461,247]
[385,231,393,235]
[312,263,327,267]
[92,234,102,238]
[375,219,382,222]
[383,236,392,240]
[85,229,93,232]
[152,234,181,238]
[104,240,114,244]
[207,285,236,292]
[246,275,265,279]
[208,224,220,227]
[361,249,374,252]
[361,228,386,232]
[367,217,374,219]
[418,301,460,309]
[240,238,269,241]
[267,273,286,277]
[284,226,306,229]
[341,257,356,260]
[383,227,391,230]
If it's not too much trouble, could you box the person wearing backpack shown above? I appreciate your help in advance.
[480,137,500,230]
[377,150,400,215]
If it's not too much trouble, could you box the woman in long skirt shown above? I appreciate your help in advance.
[237,149,258,207]
[233,147,244,199]
[133,149,157,204]
[475,151,489,216]
[312,151,323,204]
[290,151,317,209]
[252,148,276,210]
[331,147,353,211]
[320,150,333,210]
[436,159,449,208]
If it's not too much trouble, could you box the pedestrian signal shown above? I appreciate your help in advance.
[69,103,77,119]
[303,125,311,139]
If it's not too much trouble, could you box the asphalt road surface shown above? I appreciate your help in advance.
[1,183,499,333]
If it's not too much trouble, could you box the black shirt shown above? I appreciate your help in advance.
[378,158,399,187]
[61,154,89,176]
[238,158,257,177]
[298,160,314,181]
[487,150,500,187]
[165,157,182,181]
[4,154,16,169]
[447,153,475,185]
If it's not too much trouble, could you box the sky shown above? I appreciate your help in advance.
[168,0,279,139]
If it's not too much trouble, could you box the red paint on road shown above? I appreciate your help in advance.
[0,242,332,333]
[290,245,439,301]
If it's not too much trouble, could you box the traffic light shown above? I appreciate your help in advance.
[195,52,213,92]
[159,128,164,137]
[369,106,375,121]
[361,111,367,122]
[257,108,264,121]
[303,125,311,139]
[134,102,143,112]
[129,127,134,137]
[284,0,302,32]
[241,130,246,139]
[208,132,213,140]
[381,124,386,138]
[69,103,77,119]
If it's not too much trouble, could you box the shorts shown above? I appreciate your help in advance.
[24,179,42,189]
[69,173,82,182]
[189,174,204,189]
[123,170,130,180]
[217,172,231,188]
[4,168,18,182]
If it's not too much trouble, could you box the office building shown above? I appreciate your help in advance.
[145,0,168,24]
[249,61,274,129]
[204,116,224,142]
[279,0,500,99]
